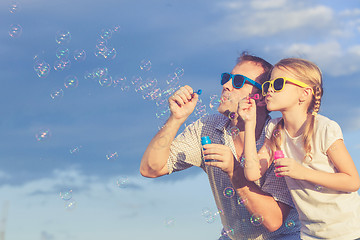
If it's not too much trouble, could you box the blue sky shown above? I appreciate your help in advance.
[1,0,360,239]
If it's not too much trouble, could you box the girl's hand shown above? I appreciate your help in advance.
[274,158,307,180]
[203,144,237,177]
[237,97,256,123]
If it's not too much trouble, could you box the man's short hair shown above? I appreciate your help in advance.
[236,51,273,84]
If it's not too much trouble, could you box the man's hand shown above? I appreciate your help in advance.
[203,144,239,178]
[169,85,198,121]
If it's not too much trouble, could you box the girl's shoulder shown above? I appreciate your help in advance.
[265,117,282,138]
[315,114,341,131]
[314,114,342,138]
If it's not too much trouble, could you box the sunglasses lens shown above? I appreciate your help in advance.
[274,78,285,91]
[262,82,270,95]
[221,73,231,85]
[233,75,245,88]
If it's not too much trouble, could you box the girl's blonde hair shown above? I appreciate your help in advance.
[268,58,323,161]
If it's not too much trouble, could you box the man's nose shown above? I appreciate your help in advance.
[222,78,234,91]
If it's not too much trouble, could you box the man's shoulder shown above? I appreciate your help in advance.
[200,113,228,124]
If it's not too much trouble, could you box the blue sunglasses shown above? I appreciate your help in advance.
[221,72,262,90]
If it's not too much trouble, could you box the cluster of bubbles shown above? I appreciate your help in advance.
[59,189,77,210]
[35,128,51,141]
[32,29,90,100]
[201,207,224,224]
[94,26,120,60]
[8,1,22,38]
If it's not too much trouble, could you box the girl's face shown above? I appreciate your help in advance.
[265,67,304,112]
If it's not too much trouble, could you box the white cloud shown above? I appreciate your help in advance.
[339,8,360,17]
[250,0,288,10]
[0,167,219,240]
[208,1,335,40]
[282,41,360,76]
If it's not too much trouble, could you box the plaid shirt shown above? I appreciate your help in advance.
[167,114,300,240]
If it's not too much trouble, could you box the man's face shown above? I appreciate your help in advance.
[217,61,264,115]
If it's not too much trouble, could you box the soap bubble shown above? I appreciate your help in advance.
[140,59,152,71]
[237,196,248,206]
[9,1,21,13]
[201,208,212,218]
[35,128,51,141]
[54,59,71,71]
[209,95,221,109]
[56,47,70,59]
[50,88,64,100]
[69,146,82,154]
[314,185,323,192]
[9,24,22,38]
[228,126,240,137]
[100,28,113,40]
[56,30,71,45]
[273,129,281,138]
[166,72,179,86]
[113,75,129,91]
[205,215,215,223]
[116,176,129,188]
[250,213,264,226]
[73,49,86,62]
[64,75,79,89]
[34,60,51,78]
[93,67,108,78]
[223,187,235,198]
[165,218,175,227]
[111,25,121,33]
[60,189,73,200]
[106,151,119,161]
[174,67,184,78]
[65,200,77,210]
[99,76,113,87]
[285,219,296,229]
[95,46,117,60]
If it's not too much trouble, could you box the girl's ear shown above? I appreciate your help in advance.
[299,87,313,103]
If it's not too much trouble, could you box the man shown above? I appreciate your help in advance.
[140,52,300,239]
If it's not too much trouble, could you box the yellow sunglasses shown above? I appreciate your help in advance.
[262,77,314,96]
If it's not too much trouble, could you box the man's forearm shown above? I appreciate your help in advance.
[230,166,290,232]
[140,115,184,177]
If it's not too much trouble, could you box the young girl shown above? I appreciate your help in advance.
[239,58,360,240]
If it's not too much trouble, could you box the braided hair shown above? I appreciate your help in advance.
[269,58,323,161]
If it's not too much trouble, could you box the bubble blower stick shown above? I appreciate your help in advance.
[274,150,285,177]
[250,93,260,100]
[201,136,213,162]
[191,89,202,97]
[228,94,260,120]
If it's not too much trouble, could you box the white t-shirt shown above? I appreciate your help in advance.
[266,115,360,240]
